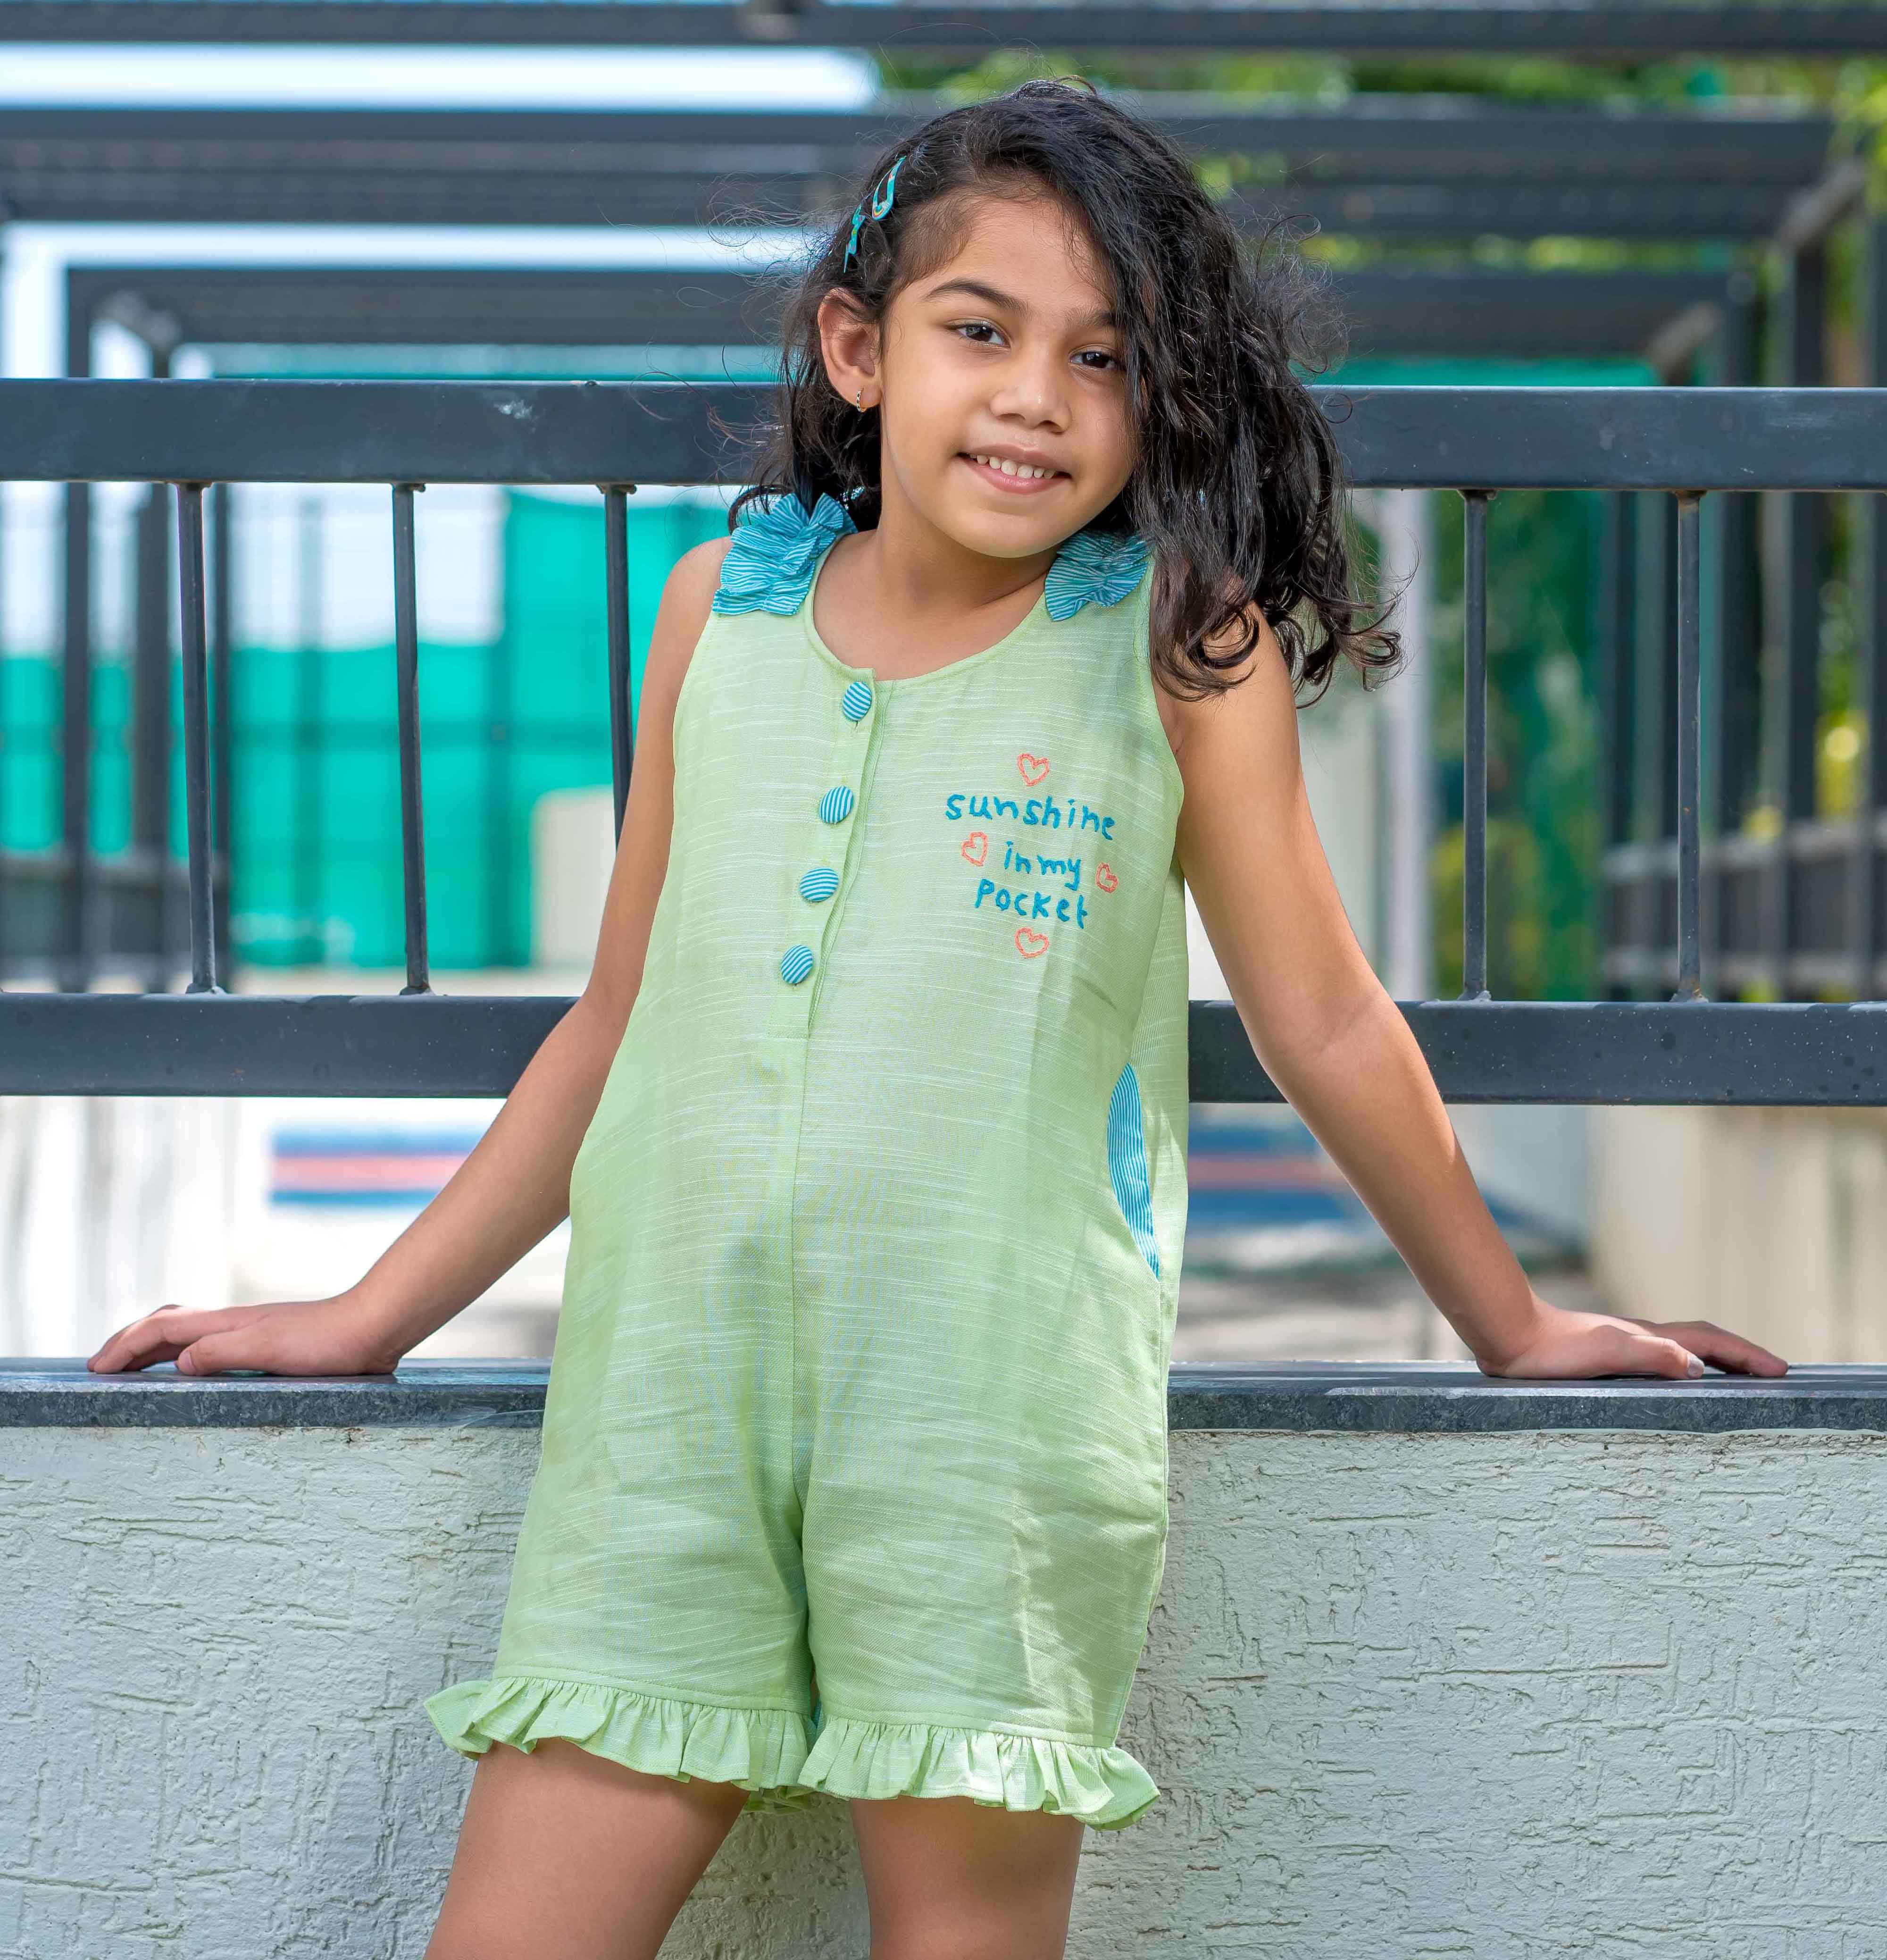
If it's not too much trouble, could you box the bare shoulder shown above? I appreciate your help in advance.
[666,531,735,603]
[1148,599,1299,779]
[639,533,735,712]
[655,534,735,646]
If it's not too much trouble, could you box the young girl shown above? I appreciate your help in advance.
[89,80,1786,1960]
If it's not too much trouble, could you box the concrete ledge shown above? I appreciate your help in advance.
[8,1372,1887,1954]
[7,1357,1887,1432]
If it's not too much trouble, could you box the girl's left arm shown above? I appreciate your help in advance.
[1162,615,1787,1382]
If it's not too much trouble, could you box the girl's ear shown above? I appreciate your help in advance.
[817,287,882,411]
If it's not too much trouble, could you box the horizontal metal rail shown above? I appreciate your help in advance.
[6,378,1887,1103]
[0,996,1881,1106]
[4,381,1887,492]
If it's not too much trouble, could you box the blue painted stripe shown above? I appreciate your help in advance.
[1106,1060,1161,1277]
[841,678,874,722]
[799,866,840,903]
[779,944,816,985]
[818,785,856,824]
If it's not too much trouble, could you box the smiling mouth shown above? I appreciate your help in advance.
[961,452,1067,490]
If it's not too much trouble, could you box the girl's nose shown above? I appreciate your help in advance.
[989,352,1070,429]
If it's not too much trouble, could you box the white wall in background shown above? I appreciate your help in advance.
[1593,1103,1887,1361]
[1184,670,1381,1004]
[0,1096,271,1352]
[533,787,617,974]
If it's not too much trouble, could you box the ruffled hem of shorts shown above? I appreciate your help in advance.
[796,1712,1160,1830]
[424,1674,816,1814]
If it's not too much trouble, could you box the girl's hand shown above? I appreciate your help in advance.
[1479,1297,1788,1381]
[85,1290,406,1379]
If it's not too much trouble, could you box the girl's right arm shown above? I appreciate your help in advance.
[87,535,735,1377]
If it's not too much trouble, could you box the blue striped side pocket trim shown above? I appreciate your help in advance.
[818,785,856,824]
[1106,1060,1161,1278]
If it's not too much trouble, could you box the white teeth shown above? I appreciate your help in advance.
[974,454,1051,480]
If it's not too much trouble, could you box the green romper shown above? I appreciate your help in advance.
[426,494,1190,1829]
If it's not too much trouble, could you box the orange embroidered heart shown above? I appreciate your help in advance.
[1016,753,1051,787]
[1095,862,1118,892]
[960,831,989,867]
[1014,927,1050,959]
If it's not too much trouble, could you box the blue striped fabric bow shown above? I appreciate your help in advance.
[711,493,858,617]
[1043,529,1152,620]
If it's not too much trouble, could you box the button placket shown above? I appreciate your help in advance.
[774,674,878,1030]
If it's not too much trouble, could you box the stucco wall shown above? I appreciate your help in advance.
[6,1414,1886,1957]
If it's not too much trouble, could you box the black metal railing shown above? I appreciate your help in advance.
[1,377,1884,1105]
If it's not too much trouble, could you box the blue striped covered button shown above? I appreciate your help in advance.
[800,866,840,903]
[818,785,856,824]
[779,944,815,986]
[841,678,874,723]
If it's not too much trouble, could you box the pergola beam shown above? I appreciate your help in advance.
[1,1,1883,57]
[0,100,1838,240]
[66,263,1732,361]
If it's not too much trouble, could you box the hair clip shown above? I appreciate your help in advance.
[843,147,916,270]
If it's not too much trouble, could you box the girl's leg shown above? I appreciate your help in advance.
[425,1739,751,1960]
[850,1797,1086,1960]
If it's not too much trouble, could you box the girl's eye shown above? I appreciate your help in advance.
[960,323,1120,372]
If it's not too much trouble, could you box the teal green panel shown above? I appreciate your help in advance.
[1,656,60,851]
[493,492,725,964]
[321,643,396,727]
[412,739,499,971]
[90,662,132,854]
[1330,356,1656,387]
[125,496,734,972]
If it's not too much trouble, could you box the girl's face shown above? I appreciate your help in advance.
[819,191,1136,562]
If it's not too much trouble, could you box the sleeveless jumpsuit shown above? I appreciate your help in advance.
[426,495,1190,1829]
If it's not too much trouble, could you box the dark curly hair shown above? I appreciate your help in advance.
[729,78,1401,704]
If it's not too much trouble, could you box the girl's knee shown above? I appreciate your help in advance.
[852,1795,1085,1960]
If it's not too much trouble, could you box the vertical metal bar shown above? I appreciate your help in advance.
[174,483,218,994]
[60,481,92,992]
[1710,267,1762,1001]
[1673,492,1704,1001]
[392,483,431,995]
[1855,218,1887,1002]
[484,616,510,968]
[603,484,635,843]
[1713,270,1762,842]
[1595,492,1634,999]
[1768,237,1827,1001]
[1460,489,1492,1001]
[1653,491,1680,845]
[57,291,95,991]
[132,483,173,987]
[296,494,322,966]
[1598,494,1636,853]
[210,480,234,990]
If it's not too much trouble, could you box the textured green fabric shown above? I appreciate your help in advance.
[427,529,1190,1828]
